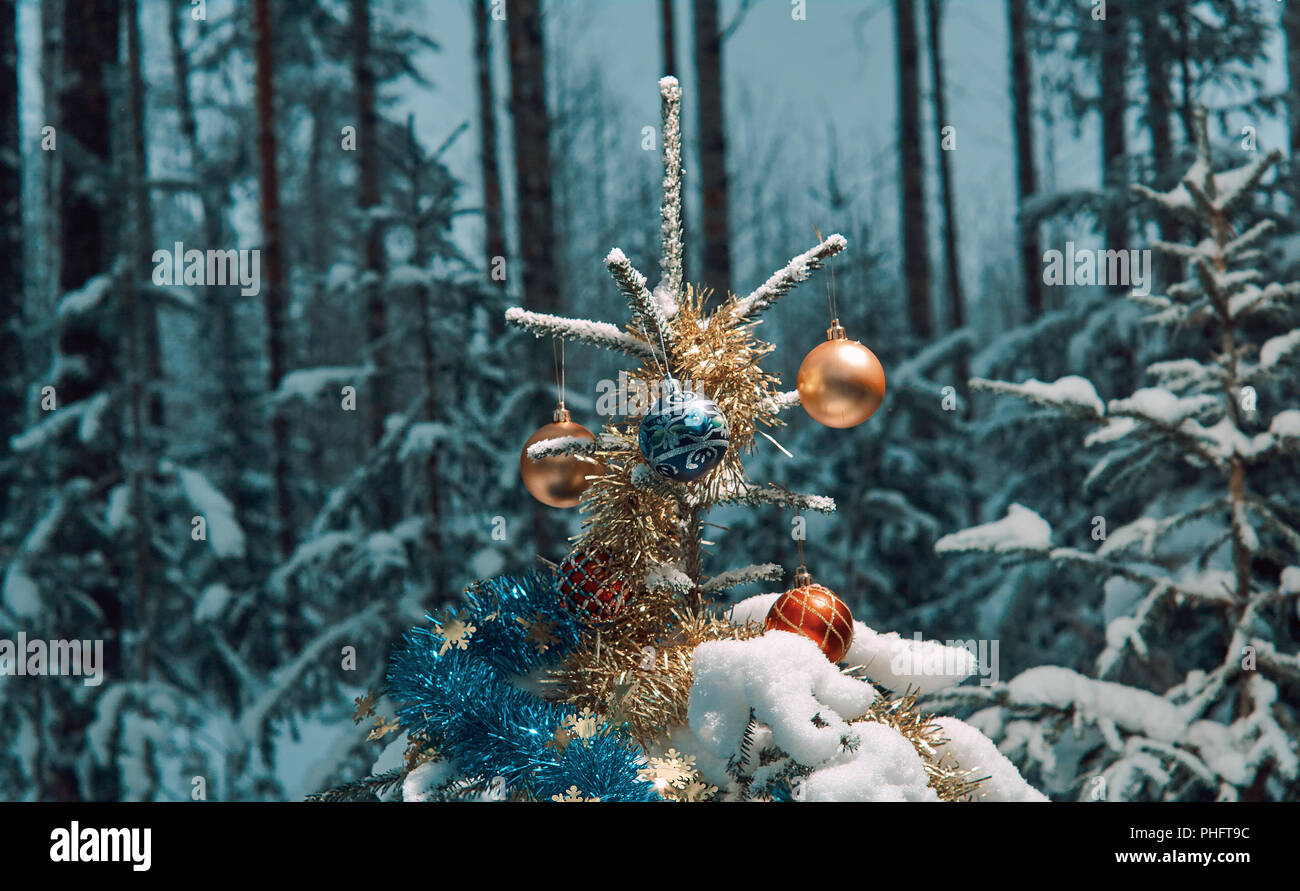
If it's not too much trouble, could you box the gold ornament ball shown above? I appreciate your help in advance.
[520,411,597,509]
[796,323,886,428]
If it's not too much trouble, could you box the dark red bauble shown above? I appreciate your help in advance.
[764,574,854,663]
[557,548,630,622]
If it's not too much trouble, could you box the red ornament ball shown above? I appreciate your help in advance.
[557,548,630,622]
[764,575,854,663]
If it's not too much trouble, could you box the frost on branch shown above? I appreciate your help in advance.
[504,306,656,361]
[731,234,847,321]
[935,504,1051,554]
[970,375,1104,419]
[701,563,784,594]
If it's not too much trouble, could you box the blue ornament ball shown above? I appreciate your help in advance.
[638,384,730,481]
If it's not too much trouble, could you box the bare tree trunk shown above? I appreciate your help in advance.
[253,0,298,634]
[661,0,677,78]
[1285,2,1300,205]
[351,0,388,445]
[895,0,930,340]
[53,0,122,802]
[693,0,730,296]
[1138,2,1181,287]
[351,0,395,529]
[123,0,155,680]
[926,0,963,337]
[1007,0,1042,319]
[0,0,23,520]
[507,0,560,558]
[1099,1,1128,250]
[473,0,507,312]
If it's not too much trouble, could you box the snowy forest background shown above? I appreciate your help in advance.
[1,0,1299,802]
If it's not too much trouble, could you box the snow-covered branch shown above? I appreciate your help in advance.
[760,390,801,414]
[731,234,847,320]
[504,306,656,361]
[605,248,673,350]
[718,481,836,514]
[525,433,623,460]
[701,563,784,594]
[658,76,684,304]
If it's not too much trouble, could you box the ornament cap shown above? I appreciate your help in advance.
[552,404,572,423]
[793,566,813,587]
[826,319,847,341]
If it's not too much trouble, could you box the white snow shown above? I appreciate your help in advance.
[800,721,938,802]
[57,274,112,317]
[398,422,449,460]
[402,760,453,801]
[689,631,877,766]
[2,562,41,617]
[1270,410,1300,439]
[932,716,1048,801]
[1005,666,1184,741]
[194,584,232,622]
[105,484,131,531]
[1109,387,1209,426]
[1281,567,1300,596]
[272,366,370,403]
[935,504,1051,554]
[173,465,246,559]
[843,624,977,693]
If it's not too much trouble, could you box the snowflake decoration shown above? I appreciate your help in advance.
[551,785,600,802]
[352,691,377,724]
[563,707,604,743]
[638,748,695,786]
[639,749,718,801]
[547,726,572,753]
[435,614,477,656]
[517,615,558,653]
[366,715,401,742]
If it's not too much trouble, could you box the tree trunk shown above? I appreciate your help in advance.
[693,0,730,297]
[1285,2,1300,205]
[926,0,963,336]
[1099,1,1127,250]
[52,0,122,801]
[253,0,298,623]
[123,0,155,680]
[895,0,930,340]
[1138,2,1181,287]
[1007,0,1042,320]
[352,0,395,528]
[661,0,677,78]
[507,0,560,558]
[0,0,23,520]
[473,0,507,312]
[352,0,388,443]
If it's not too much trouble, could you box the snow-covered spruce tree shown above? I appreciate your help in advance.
[932,120,1300,801]
[324,78,1046,803]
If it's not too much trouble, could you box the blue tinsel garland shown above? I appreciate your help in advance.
[386,571,659,802]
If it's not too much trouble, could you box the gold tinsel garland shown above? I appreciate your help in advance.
[850,689,987,802]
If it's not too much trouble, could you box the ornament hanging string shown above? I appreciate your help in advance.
[637,316,676,390]
[814,224,838,324]
[552,336,567,408]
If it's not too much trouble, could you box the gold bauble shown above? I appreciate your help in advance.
[796,321,886,428]
[520,408,597,508]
